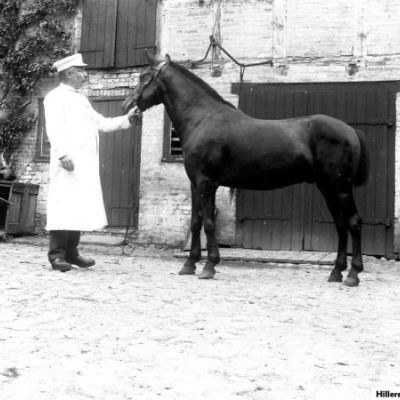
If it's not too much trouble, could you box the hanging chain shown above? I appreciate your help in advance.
[192,35,273,82]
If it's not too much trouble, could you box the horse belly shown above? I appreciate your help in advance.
[219,155,314,190]
[185,121,314,190]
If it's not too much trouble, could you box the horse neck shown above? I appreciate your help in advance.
[160,68,227,135]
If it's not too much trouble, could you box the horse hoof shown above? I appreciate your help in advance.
[198,269,215,279]
[343,276,360,287]
[327,270,343,283]
[178,265,196,275]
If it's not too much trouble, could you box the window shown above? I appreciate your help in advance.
[35,99,50,161]
[80,0,158,69]
[162,111,183,162]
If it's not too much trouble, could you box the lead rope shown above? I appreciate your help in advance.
[119,112,141,249]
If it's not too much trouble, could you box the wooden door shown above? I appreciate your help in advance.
[232,81,399,257]
[235,89,308,250]
[92,97,142,228]
[304,86,396,256]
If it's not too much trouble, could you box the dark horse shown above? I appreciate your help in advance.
[123,53,369,287]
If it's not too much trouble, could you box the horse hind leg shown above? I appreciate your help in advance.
[343,203,363,287]
[179,183,202,275]
[320,186,363,286]
[327,208,349,284]
[328,222,348,283]
[330,189,363,287]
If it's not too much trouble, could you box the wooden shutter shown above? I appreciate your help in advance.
[80,0,118,68]
[36,99,51,160]
[115,0,158,67]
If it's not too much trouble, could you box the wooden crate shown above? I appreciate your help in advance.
[0,181,39,234]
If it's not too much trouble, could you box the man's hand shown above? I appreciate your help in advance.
[59,155,74,171]
[127,106,141,124]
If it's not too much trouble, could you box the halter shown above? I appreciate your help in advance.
[140,61,168,93]
[127,61,168,112]
[154,61,168,76]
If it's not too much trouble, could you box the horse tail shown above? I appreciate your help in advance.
[354,129,370,187]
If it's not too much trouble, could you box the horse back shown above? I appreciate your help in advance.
[184,110,315,189]
[184,110,362,190]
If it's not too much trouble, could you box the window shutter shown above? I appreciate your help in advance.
[115,0,158,67]
[35,99,50,160]
[80,0,118,68]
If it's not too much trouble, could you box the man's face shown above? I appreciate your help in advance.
[66,66,88,89]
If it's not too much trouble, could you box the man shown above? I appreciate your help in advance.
[44,53,137,272]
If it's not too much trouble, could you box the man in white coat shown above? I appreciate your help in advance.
[44,54,137,272]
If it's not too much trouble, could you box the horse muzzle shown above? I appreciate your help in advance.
[122,94,138,114]
[129,105,142,119]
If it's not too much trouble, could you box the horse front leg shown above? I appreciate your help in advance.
[179,183,202,275]
[198,180,219,279]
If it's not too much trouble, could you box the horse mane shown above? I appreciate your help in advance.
[169,62,236,109]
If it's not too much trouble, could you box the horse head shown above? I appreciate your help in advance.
[123,51,171,114]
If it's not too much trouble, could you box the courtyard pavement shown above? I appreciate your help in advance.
[0,234,399,400]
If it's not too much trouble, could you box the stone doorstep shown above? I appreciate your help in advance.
[10,232,336,266]
[10,232,127,248]
[173,248,336,266]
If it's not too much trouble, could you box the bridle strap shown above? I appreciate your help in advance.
[147,61,168,99]
[141,61,167,90]
[135,61,168,106]
[154,61,168,77]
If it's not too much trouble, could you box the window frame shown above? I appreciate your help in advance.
[162,110,183,163]
[35,98,50,162]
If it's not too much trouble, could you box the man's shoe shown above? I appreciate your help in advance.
[51,258,72,272]
[67,255,95,268]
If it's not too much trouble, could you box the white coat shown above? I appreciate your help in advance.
[44,83,131,231]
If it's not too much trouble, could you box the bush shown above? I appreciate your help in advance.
[0,0,79,166]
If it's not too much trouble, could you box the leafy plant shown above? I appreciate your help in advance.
[0,0,79,169]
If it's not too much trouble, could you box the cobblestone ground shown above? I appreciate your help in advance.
[1,240,399,400]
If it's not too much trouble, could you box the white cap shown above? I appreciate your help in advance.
[52,53,87,72]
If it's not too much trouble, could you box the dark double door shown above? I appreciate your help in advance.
[231,81,399,257]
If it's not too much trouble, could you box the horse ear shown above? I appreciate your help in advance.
[165,54,171,63]
[145,49,157,66]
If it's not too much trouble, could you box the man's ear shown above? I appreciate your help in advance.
[59,68,72,81]
[165,54,171,63]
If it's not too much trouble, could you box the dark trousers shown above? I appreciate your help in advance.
[48,230,81,262]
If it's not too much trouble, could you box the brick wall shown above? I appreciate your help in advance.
[13,0,400,250]
[286,0,354,58]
